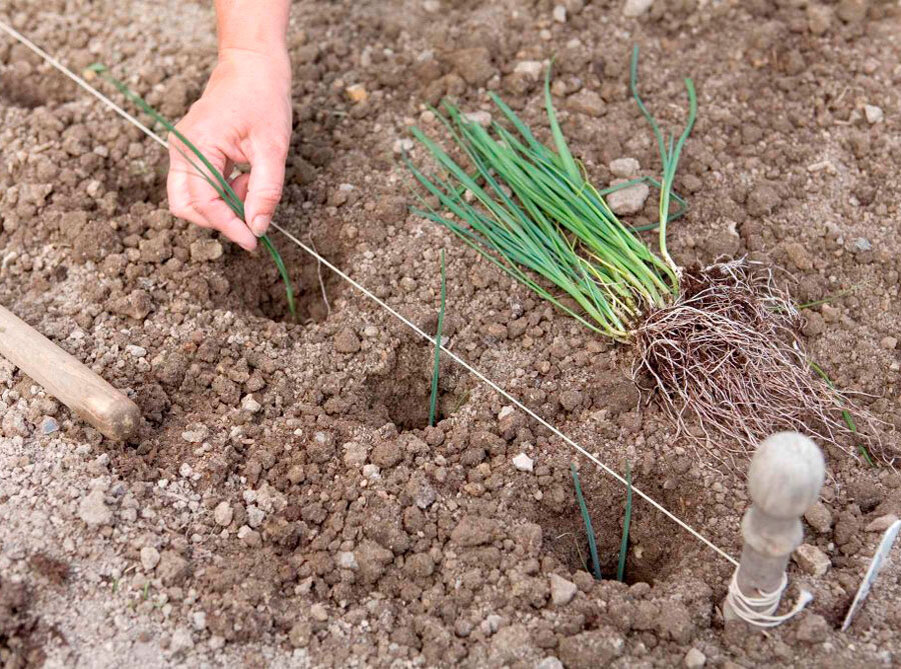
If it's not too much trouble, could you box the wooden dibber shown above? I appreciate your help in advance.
[0,304,141,441]
[724,431,824,625]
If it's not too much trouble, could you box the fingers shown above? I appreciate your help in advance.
[244,136,288,237]
[167,135,258,252]
[229,172,251,202]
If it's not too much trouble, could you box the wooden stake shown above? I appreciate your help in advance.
[0,304,141,441]
[724,431,824,624]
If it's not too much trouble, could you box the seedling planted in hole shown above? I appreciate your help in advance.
[570,464,602,580]
[88,64,297,320]
[617,462,633,583]
[407,46,881,463]
[428,250,447,427]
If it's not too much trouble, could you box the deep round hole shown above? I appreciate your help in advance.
[364,339,467,431]
[223,230,344,323]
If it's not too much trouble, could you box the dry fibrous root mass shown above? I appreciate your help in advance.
[633,260,884,465]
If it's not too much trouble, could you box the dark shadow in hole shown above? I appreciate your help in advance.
[364,338,468,431]
[224,227,345,323]
[0,72,49,108]
[538,467,698,586]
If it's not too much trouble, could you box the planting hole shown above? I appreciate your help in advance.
[364,338,467,431]
[541,468,688,586]
[225,229,344,323]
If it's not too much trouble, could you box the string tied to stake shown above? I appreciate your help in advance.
[726,569,814,627]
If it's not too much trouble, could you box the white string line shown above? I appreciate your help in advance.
[725,569,812,627]
[0,19,739,568]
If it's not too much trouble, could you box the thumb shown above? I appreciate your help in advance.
[244,138,288,237]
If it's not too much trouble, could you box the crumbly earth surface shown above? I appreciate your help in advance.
[1,0,900,667]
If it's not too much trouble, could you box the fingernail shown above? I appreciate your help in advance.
[251,215,269,237]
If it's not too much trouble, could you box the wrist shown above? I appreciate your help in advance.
[217,45,291,76]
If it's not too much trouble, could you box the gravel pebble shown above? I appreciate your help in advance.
[40,417,59,434]
[684,647,706,668]
[513,453,534,473]
[549,573,578,605]
[623,0,654,17]
[140,546,161,571]
[213,501,233,527]
[793,543,830,576]
[78,489,112,526]
[607,181,649,216]
[864,105,884,124]
[237,525,262,547]
[514,61,544,80]
[609,158,640,178]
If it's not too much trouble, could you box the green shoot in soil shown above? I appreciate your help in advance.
[570,464,602,580]
[88,64,297,320]
[429,250,446,427]
[809,360,875,466]
[616,462,633,582]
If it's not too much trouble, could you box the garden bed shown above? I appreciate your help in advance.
[1,0,899,666]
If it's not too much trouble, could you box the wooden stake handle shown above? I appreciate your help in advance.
[0,304,141,441]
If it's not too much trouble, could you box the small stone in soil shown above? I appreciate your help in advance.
[566,90,604,117]
[513,453,534,473]
[40,417,59,434]
[609,157,640,178]
[140,546,161,571]
[310,603,328,622]
[553,5,567,22]
[623,0,654,17]
[237,525,261,547]
[853,237,872,253]
[607,181,650,216]
[804,501,833,533]
[337,551,358,570]
[549,573,578,605]
[189,239,223,262]
[464,111,492,127]
[181,423,208,444]
[213,502,233,527]
[170,627,194,655]
[241,394,262,413]
[536,658,563,669]
[514,61,544,80]
[684,647,706,668]
[863,105,883,124]
[793,543,830,576]
[78,489,112,526]
[345,84,368,103]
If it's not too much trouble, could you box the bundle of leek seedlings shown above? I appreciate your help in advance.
[407,47,880,464]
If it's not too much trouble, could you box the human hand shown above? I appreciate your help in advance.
[167,48,292,251]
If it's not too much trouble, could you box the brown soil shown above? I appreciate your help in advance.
[1,0,900,667]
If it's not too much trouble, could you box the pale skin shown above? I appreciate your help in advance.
[168,0,292,252]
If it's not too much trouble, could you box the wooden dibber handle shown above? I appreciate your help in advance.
[0,304,141,441]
